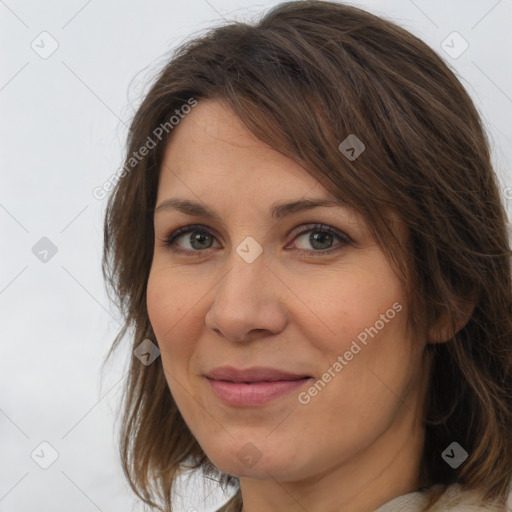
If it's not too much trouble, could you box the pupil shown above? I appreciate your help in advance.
[191,232,212,249]
[311,231,333,249]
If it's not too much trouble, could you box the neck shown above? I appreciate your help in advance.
[238,378,429,512]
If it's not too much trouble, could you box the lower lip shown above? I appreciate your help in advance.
[206,377,312,406]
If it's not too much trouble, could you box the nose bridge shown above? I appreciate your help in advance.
[205,241,287,339]
[218,242,268,301]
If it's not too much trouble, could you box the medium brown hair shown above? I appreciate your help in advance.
[102,1,512,510]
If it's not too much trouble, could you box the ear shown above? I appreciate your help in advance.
[427,294,477,344]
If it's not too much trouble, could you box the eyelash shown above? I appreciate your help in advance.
[159,223,351,258]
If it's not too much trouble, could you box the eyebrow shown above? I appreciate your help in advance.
[154,197,347,220]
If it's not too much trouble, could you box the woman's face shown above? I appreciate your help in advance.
[147,99,429,485]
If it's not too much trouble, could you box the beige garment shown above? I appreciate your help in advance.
[214,482,512,512]
[375,483,510,511]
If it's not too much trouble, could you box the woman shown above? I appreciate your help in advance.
[102,1,512,510]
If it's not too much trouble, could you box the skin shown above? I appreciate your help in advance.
[146,99,434,512]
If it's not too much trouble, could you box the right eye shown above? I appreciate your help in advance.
[160,224,220,255]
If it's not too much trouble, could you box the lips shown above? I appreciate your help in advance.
[204,365,312,383]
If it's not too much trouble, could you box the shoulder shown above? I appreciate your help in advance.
[426,483,509,512]
[376,483,511,512]
[215,481,512,512]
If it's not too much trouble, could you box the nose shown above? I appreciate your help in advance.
[204,251,288,343]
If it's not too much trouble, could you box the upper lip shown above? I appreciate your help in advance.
[205,366,312,383]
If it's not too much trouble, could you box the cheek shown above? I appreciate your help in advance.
[291,263,412,418]
[311,286,414,422]
[147,273,170,337]
[147,263,200,327]
[146,270,200,364]
[146,271,206,418]
[291,263,405,354]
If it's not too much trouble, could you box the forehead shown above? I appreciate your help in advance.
[158,98,330,201]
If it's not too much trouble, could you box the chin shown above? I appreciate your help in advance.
[203,437,308,481]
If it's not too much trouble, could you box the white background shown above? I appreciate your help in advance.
[1,0,511,511]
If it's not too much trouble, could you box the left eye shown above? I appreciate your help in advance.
[161,223,350,256]
[291,225,349,253]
